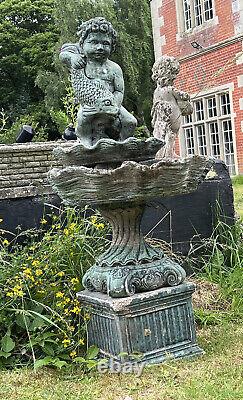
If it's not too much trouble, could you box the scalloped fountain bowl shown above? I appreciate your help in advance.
[49,138,213,298]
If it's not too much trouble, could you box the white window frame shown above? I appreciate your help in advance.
[176,0,217,36]
[180,86,238,175]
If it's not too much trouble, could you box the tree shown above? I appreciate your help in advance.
[38,0,154,127]
[0,0,59,119]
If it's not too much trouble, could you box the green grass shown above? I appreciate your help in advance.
[232,175,243,218]
[0,322,242,400]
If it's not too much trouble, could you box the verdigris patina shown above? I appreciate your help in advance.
[49,16,212,364]
[151,56,193,159]
[60,17,137,146]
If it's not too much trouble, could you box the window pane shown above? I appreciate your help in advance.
[183,0,192,30]
[204,0,214,21]
[195,99,204,121]
[184,114,192,124]
[221,93,231,115]
[185,127,195,155]
[223,120,236,175]
[195,0,203,26]
[207,97,217,118]
[209,122,220,158]
[196,124,207,155]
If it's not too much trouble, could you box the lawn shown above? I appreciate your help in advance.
[0,321,242,400]
[232,175,243,218]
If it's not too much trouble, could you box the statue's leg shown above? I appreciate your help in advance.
[118,106,137,141]
[76,106,93,147]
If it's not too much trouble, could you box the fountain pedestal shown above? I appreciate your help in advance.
[77,283,203,364]
[49,138,211,364]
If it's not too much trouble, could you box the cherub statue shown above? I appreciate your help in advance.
[59,17,137,147]
[151,56,193,159]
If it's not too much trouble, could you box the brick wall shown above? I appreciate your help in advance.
[151,0,243,174]
[0,141,73,200]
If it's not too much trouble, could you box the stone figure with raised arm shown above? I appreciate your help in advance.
[151,56,193,159]
[59,17,137,147]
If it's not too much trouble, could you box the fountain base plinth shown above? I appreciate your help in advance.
[77,282,203,365]
[82,257,186,298]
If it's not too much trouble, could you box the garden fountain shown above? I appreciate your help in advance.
[49,17,212,364]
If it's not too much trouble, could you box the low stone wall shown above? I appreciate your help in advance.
[0,141,74,199]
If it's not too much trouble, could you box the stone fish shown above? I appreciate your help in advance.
[71,68,118,115]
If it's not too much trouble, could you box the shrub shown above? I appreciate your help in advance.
[0,207,108,369]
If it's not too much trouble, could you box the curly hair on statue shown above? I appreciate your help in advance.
[77,17,117,53]
[152,56,180,87]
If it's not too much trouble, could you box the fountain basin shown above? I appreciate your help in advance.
[49,156,212,208]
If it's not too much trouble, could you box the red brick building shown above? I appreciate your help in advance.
[151,0,243,174]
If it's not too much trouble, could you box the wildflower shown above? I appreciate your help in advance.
[3,239,9,246]
[69,326,75,332]
[64,297,71,305]
[63,228,69,236]
[96,223,105,229]
[40,218,47,225]
[35,269,43,276]
[70,306,81,314]
[84,312,91,321]
[56,302,64,308]
[56,291,64,298]
[23,268,32,276]
[62,338,71,348]
[57,271,65,277]
[70,277,79,285]
[70,350,77,358]
[0,218,3,223]
[79,338,85,345]
[90,216,97,225]
[32,260,40,267]
[69,223,76,230]
[6,291,14,298]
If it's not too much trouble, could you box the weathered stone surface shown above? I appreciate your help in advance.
[49,156,213,207]
[82,205,186,297]
[77,282,203,364]
[53,137,164,166]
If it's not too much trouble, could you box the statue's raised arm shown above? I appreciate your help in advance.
[59,17,137,147]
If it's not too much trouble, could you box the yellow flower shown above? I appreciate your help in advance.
[57,271,65,277]
[64,297,71,305]
[32,260,40,267]
[79,338,85,345]
[69,326,75,332]
[3,239,9,246]
[90,216,97,225]
[70,350,77,358]
[70,306,81,314]
[70,277,79,285]
[62,338,71,348]
[6,291,14,298]
[23,268,32,276]
[40,218,47,225]
[96,223,105,229]
[63,228,69,236]
[56,291,64,298]
[84,312,91,321]
[35,269,43,277]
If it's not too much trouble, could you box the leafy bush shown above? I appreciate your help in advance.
[0,208,108,369]
[187,218,243,317]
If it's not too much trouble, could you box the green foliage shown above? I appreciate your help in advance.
[187,218,243,317]
[0,0,59,117]
[39,0,154,126]
[0,208,108,369]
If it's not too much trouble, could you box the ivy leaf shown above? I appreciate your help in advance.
[0,350,12,359]
[1,334,15,353]
[86,345,99,360]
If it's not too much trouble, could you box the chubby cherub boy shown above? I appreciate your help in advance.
[151,56,193,159]
[60,17,137,147]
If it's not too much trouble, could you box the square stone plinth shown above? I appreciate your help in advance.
[77,282,203,364]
